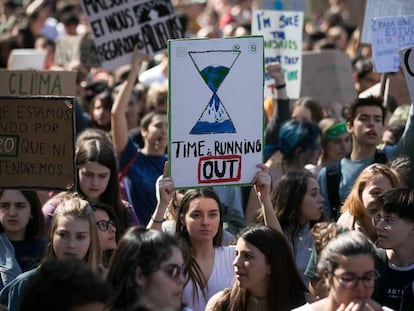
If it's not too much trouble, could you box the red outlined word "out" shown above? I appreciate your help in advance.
[198,155,241,184]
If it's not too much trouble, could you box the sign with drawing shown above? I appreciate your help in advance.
[169,36,264,188]
[80,0,184,71]
[399,46,414,102]
[251,9,303,99]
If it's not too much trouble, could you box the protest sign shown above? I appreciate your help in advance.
[361,0,414,44]
[0,70,76,97]
[251,10,303,99]
[301,50,356,106]
[399,46,414,102]
[55,34,101,69]
[81,0,184,71]
[8,49,45,70]
[169,36,263,189]
[255,0,306,11]
[371,15,414,73]
[0,97,75,190]
[385,75,411,106]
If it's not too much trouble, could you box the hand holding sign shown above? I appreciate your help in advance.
[157,162,175,207]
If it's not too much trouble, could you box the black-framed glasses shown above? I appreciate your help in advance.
[160,264,189,281]
[96,219,116,232]
[331,270,379,289]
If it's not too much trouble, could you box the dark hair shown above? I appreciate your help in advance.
[89,89,113,131]
[317,230,376,277]
[370,188,414,223]
[175,188,224,302]
[140,111,167,131]
[212,226,308,311]
[277,120,321,163]
[106,227,181,310]
[20,259,110,311]
[75,135,128,237]
[272,170,319,249]
[0,190,44,239]
[343,96,385,125]
[292,97,324,123]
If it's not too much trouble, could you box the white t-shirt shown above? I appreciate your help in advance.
[182,246,235,311]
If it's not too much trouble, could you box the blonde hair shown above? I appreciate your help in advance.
[47,194,101,270]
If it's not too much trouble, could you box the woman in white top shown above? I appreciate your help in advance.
[292,231,392,311]
[148,164,280,311]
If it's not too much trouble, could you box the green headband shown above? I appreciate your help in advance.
[325,122,347,141]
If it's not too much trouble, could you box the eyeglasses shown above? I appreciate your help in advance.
[331,271,379,289]
[160,264,189,281]
[96,219,116,232]
[371,214,398,229]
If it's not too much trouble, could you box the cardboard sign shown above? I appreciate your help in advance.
[371,15,414,73]
[0,97,75,190]
[55,34,101,69]
[169,36,264,188]
[252,10,303,99]
[385,75,411,106]
[0,70,76,97]
[399,46,414,103]
[8,49,46,70]
[361,0,414,44]
[80,0,184,71]
[301,50,356,106]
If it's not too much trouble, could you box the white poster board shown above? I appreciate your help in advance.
[399,46,414,103]
[371,15,414,73]
[8,49,46,70]
[361,0,414,44]
[251,10,303,99]
[169,37,264,189]
[80,0,184,71]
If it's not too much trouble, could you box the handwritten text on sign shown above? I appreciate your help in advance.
[371,15,414,73]
[81,0,184,70]
[0,97,75,190]
[251,10,303,99]
[169,37,264,188]
[399,46,414,102]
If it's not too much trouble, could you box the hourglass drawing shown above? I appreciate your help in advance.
[188,50,241,135]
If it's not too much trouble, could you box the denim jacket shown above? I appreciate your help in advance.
[0,233,22,291]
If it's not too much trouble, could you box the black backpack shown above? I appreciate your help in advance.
[325,149,387,220]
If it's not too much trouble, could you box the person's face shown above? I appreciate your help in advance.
[0,190,31,240]
[92,99,111,128]
[382,129,397,147]
[78,161,111,201]
[361,175,393,209]
[53,215,91,260]
[300,177,324,224]
[325,133,351,162]
[233,237,270,297]
[292,105,312,122]
[347,106,383,147]
[183,197,220,243]
[374,212,414,250]
[327,254,376,306]
[126,98,143,129]
[142,114,168,149]
[138,246,186,311]
[94,209,116,251]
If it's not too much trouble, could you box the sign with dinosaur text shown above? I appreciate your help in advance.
[81,0,184,71]
[169,37,264,188]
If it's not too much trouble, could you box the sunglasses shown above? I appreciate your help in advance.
[160,264,189,281]
[96,219,116,232]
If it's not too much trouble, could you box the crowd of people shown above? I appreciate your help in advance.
[1,0,414,310]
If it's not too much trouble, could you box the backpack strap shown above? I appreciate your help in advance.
[325,160,341,220]
[374,149,387,164]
